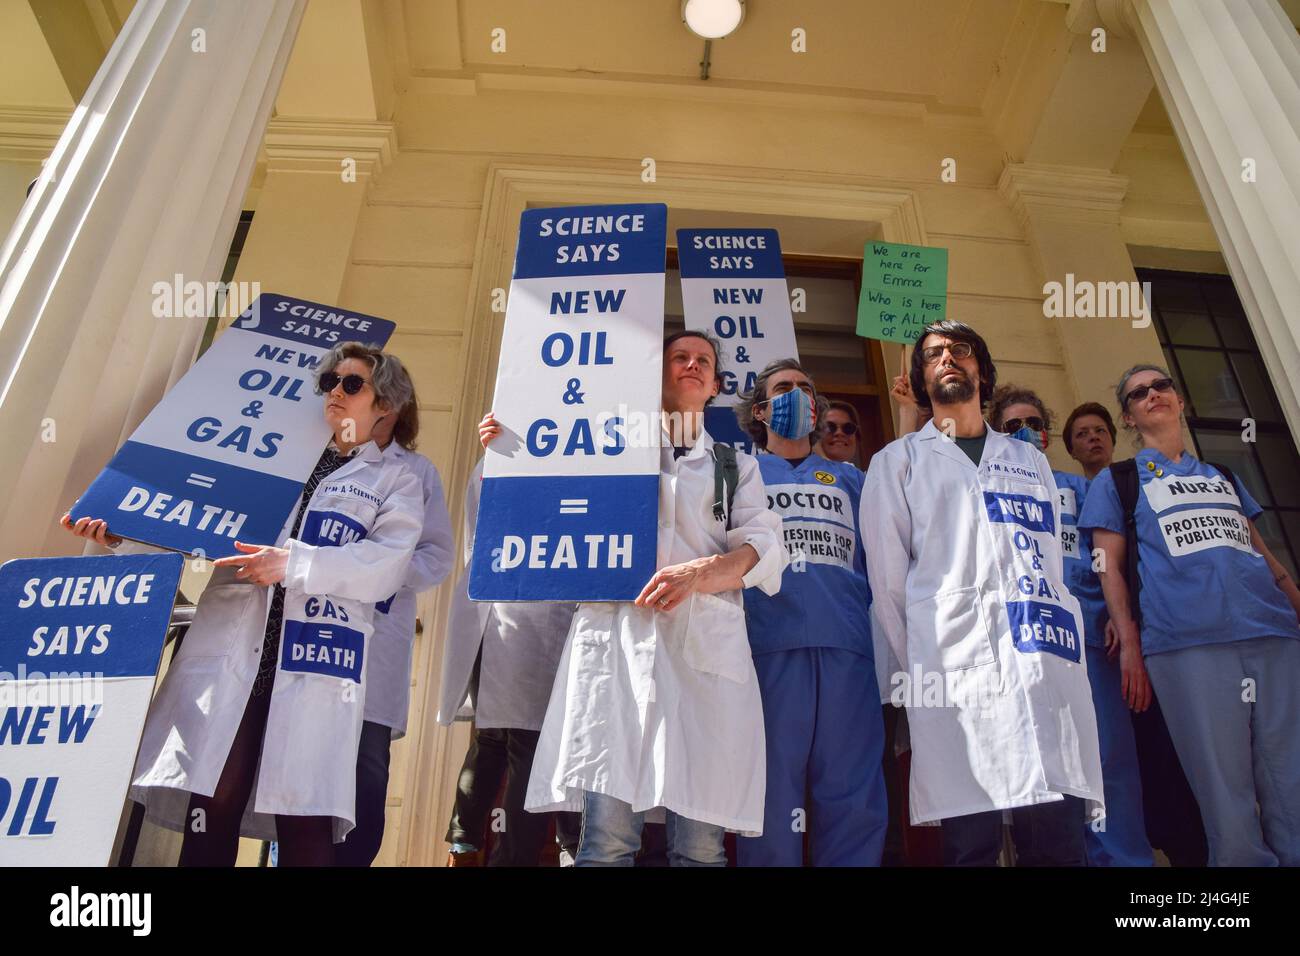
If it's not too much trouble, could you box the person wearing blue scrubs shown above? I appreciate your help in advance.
[734,359,887,867]
[991,387,1153,866]
[1080,364,1300,867]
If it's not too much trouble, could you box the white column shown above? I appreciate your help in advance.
[1093,0,1300,447]
[0,0,306,560]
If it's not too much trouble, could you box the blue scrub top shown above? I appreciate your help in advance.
[745,453,873,658]
[1054,470,1108,648]
[1078,448,1300,656]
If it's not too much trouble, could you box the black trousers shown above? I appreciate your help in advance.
[445,726,554,866]
[335,720,393,867]
[942,796,1086,866]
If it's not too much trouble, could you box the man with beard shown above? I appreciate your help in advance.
[861,321,1103,866]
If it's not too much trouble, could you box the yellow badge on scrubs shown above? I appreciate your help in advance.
[814,471,836,485]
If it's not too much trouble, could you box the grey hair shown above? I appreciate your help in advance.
[1114,363,1172,411]
[737,357,829,450]
[316,341,414,414]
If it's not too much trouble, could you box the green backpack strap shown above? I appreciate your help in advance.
[710,443,740,528]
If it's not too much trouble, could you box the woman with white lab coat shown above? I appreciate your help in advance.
[62,342,423,866]
[511,331,786,865]
[335,402,455,867]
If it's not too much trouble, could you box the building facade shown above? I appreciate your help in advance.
[1,0,1298,865]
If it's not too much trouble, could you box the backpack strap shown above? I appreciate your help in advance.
[1111,458,1142,627]
[1205,461,1241,501]
[710,443,740,528]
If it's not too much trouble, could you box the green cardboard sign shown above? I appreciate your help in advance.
[857,241,948,344]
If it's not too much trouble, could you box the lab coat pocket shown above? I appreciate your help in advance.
[178,583,257,660]
[683,592,752,684]
[906,586,996,672]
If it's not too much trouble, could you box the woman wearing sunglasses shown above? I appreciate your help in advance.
[61,342,424,865]
[1078,364,1300,866]
[990,385,1154,868]
[814,400,863,467]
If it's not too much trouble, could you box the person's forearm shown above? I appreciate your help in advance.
[1250,523,1300,619]
[1097,568,1140,649]
[693,543,759,594]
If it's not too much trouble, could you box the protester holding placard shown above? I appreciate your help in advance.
[1079,364,1300,866]
[62,342,423,866]
[436,459,578,867]
[990,386,1154,868]
[480,330,784,865]
[862,321,1103,866]
[335,387,455,867]
[734,359,888,867]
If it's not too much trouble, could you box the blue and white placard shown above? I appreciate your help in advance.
[470,203,668,602]
[677,228,799,453]
[0,552,183,865]
[70,294,395,560]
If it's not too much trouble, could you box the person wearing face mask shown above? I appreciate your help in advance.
[1079,365,1300,866]
[862,321,1103,866]
[813,400,863,467]
[991,387,1154,867]
[733,360,888,866]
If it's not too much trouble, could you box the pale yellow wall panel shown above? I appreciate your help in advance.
[368,152,490,204]
[945,296,1061,365]
[945,237,1042,300]
[0,0,75,106]
[398,405,458,477]
[1116,138,1209,209]
[395,90,1008,186]
[351,204,481,264]
[915,184,1023,242]
[340,263,473,332]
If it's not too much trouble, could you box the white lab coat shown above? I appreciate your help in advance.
[524,428,786,835]
[861,420,1103,824]
[436,460,576,731]
[129,440,423,842]
[366,445,454,737]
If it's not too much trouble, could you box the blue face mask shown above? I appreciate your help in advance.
[1009,425,1049,451]
[766,388,815,440]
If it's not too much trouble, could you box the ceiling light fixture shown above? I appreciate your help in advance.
[682,0,745,40]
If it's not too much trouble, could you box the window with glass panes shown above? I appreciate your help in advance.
[1139,267,1300,577]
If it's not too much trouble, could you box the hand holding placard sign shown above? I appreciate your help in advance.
[0,552,182,865]
[69,294,395,560]
[855,240,948,344]
[470,204,667,602]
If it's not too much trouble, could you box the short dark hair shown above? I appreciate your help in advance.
[737,358,829,450]
[909,320,997,410]
[989,384,1053,433]
[1062,402,1117,454]
[663,330,724,406]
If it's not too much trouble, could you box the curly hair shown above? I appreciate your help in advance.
[989,384,1053,433]
[737,358,829,450]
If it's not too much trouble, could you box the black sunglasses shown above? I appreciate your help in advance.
[318,372,370,395]
[1001,416,1046,434]
[1122,377,1175,409]
[824,421,858,436]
